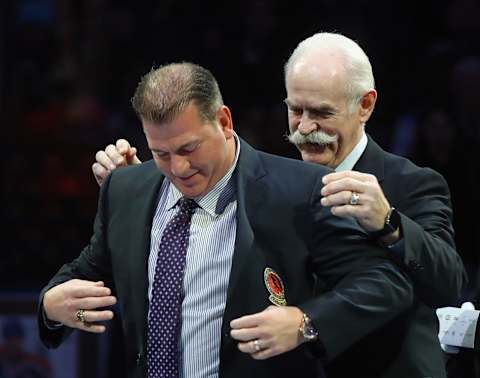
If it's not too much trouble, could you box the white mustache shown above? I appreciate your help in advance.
[287,129,338,146]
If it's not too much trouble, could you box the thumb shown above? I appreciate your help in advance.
[127,147,141,165]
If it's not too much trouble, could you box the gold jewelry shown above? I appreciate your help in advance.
[75,309,86,323]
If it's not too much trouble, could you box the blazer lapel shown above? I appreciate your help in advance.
[124,161,165,350]
[223,140,267,318]
[354,135,385,183]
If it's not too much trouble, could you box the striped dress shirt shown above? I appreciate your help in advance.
[148,136,240,378]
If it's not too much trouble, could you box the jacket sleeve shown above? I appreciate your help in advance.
[388,167,467,307]
[38,173,114,348]
[298,179,414,361]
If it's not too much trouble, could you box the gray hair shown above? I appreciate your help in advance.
[284,32,375,111]
[131,62,224,124]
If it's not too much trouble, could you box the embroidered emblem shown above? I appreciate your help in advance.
[264,267,287,306]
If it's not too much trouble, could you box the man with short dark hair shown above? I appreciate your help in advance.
[93,33,466,377]
[39,62,413,378]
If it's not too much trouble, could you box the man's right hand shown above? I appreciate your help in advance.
[43,279,117,333]
[92,139,142,186]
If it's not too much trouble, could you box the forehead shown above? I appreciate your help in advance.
[286,56,348,106]
[142,103,211,150]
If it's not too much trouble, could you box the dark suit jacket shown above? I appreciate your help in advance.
[38,139,414,378]
[325,136,467,378]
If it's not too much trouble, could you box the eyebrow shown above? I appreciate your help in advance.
[151,140,200,154]
[284,99,336,113]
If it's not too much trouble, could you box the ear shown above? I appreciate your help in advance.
[217,105,234,139]
[359,89,377,123]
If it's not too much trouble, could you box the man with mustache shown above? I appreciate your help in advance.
[39,62,414,378]
[92,33,466,377]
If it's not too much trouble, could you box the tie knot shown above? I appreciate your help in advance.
[178,197,198,214]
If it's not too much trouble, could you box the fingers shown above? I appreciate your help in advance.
[75,295,117,310]
[79,309,114,323]
[230,312,263,329]
[321,190,357,207]
[95,143,130,171]
[128,147,142,165]
[237,339,266,353]
[96,149,117,171]
[323,170,376,185]
[330,204,360,217]
[71,283,112,299]
[251,348,272,360]
[114,139,141,165]
[92,140,141,186]
[230,327,261,342]
[321,177,366,197]
[115,139,133,155]
[230,306,303,361]
[106,144,128,167]
[92,162,109,186]
[75,310,112,333]
[77,323,107,333]
[73,297,115,334]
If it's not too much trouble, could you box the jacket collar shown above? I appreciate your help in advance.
[353,134,385,183]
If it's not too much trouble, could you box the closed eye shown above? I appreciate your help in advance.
[288,107,303,115]
[309,109,334,118]
[178,142,200,155]
[153,151,170,160]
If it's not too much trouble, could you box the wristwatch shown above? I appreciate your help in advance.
[299,313,319,341]
[370,206,401,239]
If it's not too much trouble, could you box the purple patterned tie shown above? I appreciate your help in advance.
[147,197,198,378]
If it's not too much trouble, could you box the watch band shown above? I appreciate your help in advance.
[370,206,400,239]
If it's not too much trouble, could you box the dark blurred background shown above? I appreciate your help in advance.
[1,0,479,377]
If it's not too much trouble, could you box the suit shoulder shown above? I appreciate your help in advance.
[108,160,161,191]
[382,149,446,185]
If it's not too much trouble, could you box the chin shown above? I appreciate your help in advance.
[171,181,201,198]
[301,152,327,165]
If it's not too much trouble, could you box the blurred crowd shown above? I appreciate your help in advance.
[2,0,480,301]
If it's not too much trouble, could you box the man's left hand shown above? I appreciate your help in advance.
[230,306,304,360]
[320,170,392,234]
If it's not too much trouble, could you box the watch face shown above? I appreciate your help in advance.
[388,207,401,230]
[304,325,318,339]
[302,316,319,341]
[385,222,397,234]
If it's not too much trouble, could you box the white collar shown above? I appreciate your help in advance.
[335,127,367,172]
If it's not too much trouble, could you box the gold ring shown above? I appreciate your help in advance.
[75,309,86,323]
[349,192,360,206]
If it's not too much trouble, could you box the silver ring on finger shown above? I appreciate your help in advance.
[253,339,261,352]
[75,309,86,323]
[349,191,360,206]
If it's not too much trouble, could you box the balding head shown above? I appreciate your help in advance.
[285,32,375,110]
[131,62,224,124]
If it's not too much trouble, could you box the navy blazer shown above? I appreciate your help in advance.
[325,136,467,378]
[38,138,414,378]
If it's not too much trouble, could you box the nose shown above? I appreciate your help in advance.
[170,155,190,177]
[297,114,318,135]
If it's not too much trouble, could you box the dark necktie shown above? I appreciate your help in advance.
[147,197,198,378]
